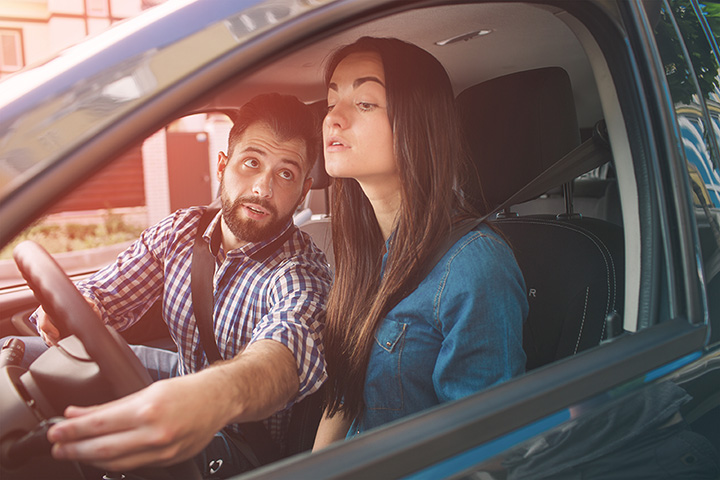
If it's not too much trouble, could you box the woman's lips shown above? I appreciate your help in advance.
[325,136,349,153]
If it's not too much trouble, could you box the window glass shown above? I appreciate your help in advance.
[0,29,23,74]
[654,0,720,202]
[0,112,232,290]
[653,0,720,342]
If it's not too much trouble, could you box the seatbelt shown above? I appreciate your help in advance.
[191,207,293,465]
[384,135,605,313]
[191,207,295,362]
[497,127,612,209]
[191,208,222,363]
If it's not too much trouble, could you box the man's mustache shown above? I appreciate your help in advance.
[229,195,277,217]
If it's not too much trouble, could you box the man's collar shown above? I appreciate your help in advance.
[203,211,295,262]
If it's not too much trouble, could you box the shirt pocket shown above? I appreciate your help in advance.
[365,320,407,411]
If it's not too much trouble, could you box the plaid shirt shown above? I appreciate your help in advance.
[69,206,331,444]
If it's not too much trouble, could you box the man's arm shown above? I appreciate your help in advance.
[29,209,192,342]
[47,339,298,471]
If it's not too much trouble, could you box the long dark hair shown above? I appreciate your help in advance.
[323,37,486,419]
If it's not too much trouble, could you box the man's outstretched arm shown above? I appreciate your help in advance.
[47,339,298,472]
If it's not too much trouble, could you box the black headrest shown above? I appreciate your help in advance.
[456,67,581,210]
[309,100,330,190]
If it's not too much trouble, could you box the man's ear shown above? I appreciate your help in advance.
[217,152,228,181]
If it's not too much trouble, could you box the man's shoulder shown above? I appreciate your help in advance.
[272,227,332,282]
[161,206,211,231]
[147,206,213,250]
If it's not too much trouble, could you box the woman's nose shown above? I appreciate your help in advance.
[324,102,348,129]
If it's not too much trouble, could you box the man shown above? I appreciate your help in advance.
[22,93,332,477]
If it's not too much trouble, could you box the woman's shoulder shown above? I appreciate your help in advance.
[444,222,515,264]
[419,220,524,294]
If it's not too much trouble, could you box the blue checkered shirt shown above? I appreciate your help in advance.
[65,206,331,444]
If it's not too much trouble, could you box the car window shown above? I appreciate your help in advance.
[0,112,232,289]
[652,0,720,344]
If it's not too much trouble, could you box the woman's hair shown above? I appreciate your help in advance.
[323,37,485,418]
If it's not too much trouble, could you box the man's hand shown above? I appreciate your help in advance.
[48,374,226,471]
[47,339,299,471]
[36,299,102,346]
[35,307,62,346]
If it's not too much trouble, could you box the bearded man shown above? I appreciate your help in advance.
[17,93,331,478]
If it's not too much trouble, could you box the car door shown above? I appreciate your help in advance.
[0,1,717,479]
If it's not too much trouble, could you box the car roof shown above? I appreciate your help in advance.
[0,0,618,247]
[192,2,606,130]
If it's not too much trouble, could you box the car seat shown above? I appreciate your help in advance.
[296,101,334,271]
[456,67,625,370]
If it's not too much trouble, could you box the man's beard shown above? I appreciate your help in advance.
[220,181,294,244]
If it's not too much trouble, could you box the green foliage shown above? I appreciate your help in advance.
[655,0,720,105]
[703,2,720,40]
[0,210,144,260]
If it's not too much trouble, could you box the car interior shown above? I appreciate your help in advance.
[1,1,718,478]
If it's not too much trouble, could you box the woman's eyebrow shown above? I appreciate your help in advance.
[327,76,385,92]
[353,76,384,88]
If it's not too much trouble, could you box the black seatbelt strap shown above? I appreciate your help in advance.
[191,208,222,363]
[191,207,293,465]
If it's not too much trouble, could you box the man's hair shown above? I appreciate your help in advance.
[227,93,320,173]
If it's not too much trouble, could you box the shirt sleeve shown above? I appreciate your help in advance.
[431,231,528,402]
[248,257,331,405]
[58,211,181,331]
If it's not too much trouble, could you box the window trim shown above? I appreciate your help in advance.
[0,28,24,74]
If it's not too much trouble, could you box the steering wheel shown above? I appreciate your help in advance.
[12,240,204,479]
[13,240,152,397]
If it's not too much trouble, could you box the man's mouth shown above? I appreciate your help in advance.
[246,205,267,215]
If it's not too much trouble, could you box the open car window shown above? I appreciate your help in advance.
[0,112,233,290]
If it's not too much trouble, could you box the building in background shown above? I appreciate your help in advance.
[0,0,163,78]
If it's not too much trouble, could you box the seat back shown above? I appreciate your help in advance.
[297,100,335,271]
[494,217,624,369]
[457,68,624,370]
[457,67,581,211]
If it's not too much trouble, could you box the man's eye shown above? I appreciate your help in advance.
[327,104,335,112]
[243,158,259,168]
[279,170,295,181]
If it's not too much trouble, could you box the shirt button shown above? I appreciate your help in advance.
[386,341,391,347]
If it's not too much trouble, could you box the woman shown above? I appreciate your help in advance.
[314,37,528,447]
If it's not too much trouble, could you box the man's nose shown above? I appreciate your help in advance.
[252,172,273,198]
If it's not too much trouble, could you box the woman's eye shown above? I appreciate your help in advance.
[357,102,376,111]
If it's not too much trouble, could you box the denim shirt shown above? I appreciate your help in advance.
[348,223,528,437]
